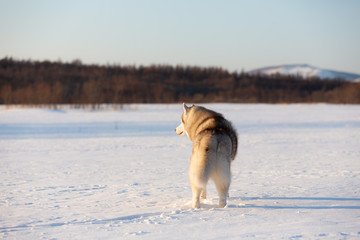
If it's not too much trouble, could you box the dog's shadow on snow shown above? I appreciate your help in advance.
[227,196,360,210]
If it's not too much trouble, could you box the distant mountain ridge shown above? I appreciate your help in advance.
[248,64,360,82]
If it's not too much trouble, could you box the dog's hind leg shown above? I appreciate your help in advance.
[213,161,231,208]
[217,184,229,208]
[189,165,207,209]
[215,179,230,208]
[189,141,213,209]
[191,185,202,209]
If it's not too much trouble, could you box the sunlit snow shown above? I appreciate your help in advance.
[1,104,359,239]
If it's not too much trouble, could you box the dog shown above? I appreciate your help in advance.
[175,103,238,208]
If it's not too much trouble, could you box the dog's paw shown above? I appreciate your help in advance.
[192,200,200,209]
[219,200,227,208]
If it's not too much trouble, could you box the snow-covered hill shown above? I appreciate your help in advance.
[248,64,360,82]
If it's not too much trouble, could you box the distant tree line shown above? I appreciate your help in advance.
[0,57,359,105]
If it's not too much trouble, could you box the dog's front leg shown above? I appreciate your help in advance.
[200,187,207,199]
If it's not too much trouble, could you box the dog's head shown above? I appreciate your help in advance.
[175,103,193,136]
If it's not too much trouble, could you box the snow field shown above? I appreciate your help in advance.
[1,104,360,239]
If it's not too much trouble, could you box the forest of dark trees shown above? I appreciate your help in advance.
[1,57,359,105]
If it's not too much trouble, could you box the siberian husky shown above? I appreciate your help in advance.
[175,103,238,208]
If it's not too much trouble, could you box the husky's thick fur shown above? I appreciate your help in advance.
[175,103,238,208]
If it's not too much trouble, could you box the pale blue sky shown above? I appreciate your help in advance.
[1,0,359,74]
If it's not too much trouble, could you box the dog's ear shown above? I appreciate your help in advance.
[183,103,191,113]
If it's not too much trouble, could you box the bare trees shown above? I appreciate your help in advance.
[0,57,359,105]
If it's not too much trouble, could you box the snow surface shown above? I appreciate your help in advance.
[1,104,360,239]
[248,64,360,82]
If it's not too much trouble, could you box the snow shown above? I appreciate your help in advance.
[248,64,360,81]
[1,104,360,239]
